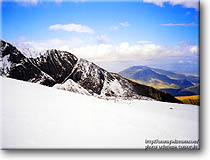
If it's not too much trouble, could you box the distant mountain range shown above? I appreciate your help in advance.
[119,65,199,96]
[0,40,181,103]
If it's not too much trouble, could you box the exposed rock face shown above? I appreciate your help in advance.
[0,40,56,86]
[29,50,78,83]
[0,40,182,103]
[69,59,115,95]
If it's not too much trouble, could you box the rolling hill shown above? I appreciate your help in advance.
[176,95,200,106]
[119,65,199,97]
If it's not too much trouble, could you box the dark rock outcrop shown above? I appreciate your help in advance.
[0,40,56,86]
[29,50,78,83]
[69,59,115,95]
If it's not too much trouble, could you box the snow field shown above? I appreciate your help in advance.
[1,77,199,149]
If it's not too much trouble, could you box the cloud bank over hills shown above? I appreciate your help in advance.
[14,38,198,73]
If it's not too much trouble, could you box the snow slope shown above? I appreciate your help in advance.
[0,77,199,149]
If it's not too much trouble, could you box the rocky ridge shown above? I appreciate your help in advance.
[0,40,182,103]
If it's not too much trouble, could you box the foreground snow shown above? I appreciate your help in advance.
[0,77,199,149]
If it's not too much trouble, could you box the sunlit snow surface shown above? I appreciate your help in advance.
[1,77,199,149]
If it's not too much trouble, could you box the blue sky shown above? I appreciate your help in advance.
[1,0,200,73]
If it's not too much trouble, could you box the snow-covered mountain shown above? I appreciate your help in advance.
[0,40,181,103]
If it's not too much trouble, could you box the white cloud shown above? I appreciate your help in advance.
[137,41,153,44]
[161,22,198,26]
[14,0,38,6]
[178,60,184,63]
[110,26,119,30]
[17,36,26,41]
[96,35,110,44]
[143,0,199,10]
[16,38,85,52]
[189,45,199,54]
[49,24,94,34]
[4,0,64,6]
[71,42,198,62]
[119,22,130,27]
[16,39,199,64]
[110,22,131,31]
[55,0,63,3]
